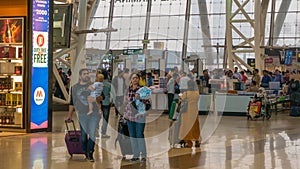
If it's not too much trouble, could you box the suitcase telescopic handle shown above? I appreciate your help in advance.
[65,120,78,135]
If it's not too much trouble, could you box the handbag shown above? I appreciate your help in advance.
[174,83,180,94]
[130,101,139,114]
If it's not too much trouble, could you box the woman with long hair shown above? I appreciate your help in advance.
[124,73,150,162]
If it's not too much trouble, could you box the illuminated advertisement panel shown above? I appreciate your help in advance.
[30,0,50,129]
[285,50,293,65]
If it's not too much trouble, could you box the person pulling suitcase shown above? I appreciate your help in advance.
[66,68,101,162]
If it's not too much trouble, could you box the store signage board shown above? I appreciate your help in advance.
[247,58,255,68]
[123,49,143,55]
[30,0,50,130]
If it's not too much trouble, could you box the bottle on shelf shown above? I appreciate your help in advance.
[5,78,11,89]
[5,19,12,44]
[2,112,6,124]
[0,113,3,124]
[4,78,7,89]
[0,94,5,106]
[0,79,4,90]
[10,112,14,124]
[5,111,10,124]
[2,79,6,90]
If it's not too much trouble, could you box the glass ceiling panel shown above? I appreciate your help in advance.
[148,0,186,51]
[86,0,300,66]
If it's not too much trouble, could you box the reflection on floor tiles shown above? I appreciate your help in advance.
[0,132,25,137]
[1,111,300,169]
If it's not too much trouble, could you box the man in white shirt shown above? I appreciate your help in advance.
[233,67,242,81]
[167,73,180,113]
[179,72,190,92]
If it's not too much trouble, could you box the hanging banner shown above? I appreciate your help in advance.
[30,0,50,129]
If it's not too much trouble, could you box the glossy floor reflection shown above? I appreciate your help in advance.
[1,111,300,169]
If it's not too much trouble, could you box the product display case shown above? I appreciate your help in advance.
[0,17,24,128]
[0,1,52,132]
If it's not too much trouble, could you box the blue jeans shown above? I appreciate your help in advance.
[101,104,111,135]
[127,119,147,158]
[78,112,101,154]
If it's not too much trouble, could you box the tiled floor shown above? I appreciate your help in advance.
[1,110,300,169]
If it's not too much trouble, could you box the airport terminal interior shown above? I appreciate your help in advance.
[1,0,300,169]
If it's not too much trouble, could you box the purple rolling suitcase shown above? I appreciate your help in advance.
[65,120,85,157]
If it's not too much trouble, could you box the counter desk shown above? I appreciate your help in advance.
[198,94,253,116]
[149,89,253,116]
[150,91,168,112]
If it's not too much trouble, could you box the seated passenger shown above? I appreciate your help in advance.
[254,87,268,103]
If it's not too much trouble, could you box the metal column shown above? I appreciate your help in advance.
[254,0,262,74]
[75,0,87,60]
[268,0,276,46]
[143,0,152,50]
[225,0,269,73]
[198,0,213,65]
[105,0,115,50]
[225,0,233,70]
[181,0,192,62]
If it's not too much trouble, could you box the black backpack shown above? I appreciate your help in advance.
[290,80,300,92]
[174,83,180,94]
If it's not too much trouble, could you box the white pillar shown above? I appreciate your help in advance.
[75,0,87,62]
[254,0,263,74]
[226,0,233,70]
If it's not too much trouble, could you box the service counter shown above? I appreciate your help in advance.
[150,88,254,116]
[198,94,253,116]
[150,90,168,111]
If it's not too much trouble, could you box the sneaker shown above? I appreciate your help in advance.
[141,158,146,163]
[129,158,139,162]
[101,134,110,139]
[87,152,94,162]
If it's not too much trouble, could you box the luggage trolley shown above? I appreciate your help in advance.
[247,92,271,121]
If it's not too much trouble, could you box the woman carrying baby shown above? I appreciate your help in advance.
[124,73,150,163]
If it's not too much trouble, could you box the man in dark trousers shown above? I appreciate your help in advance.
[66,68,101,162]
[112,71,126,116]
[99,70,111,138]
